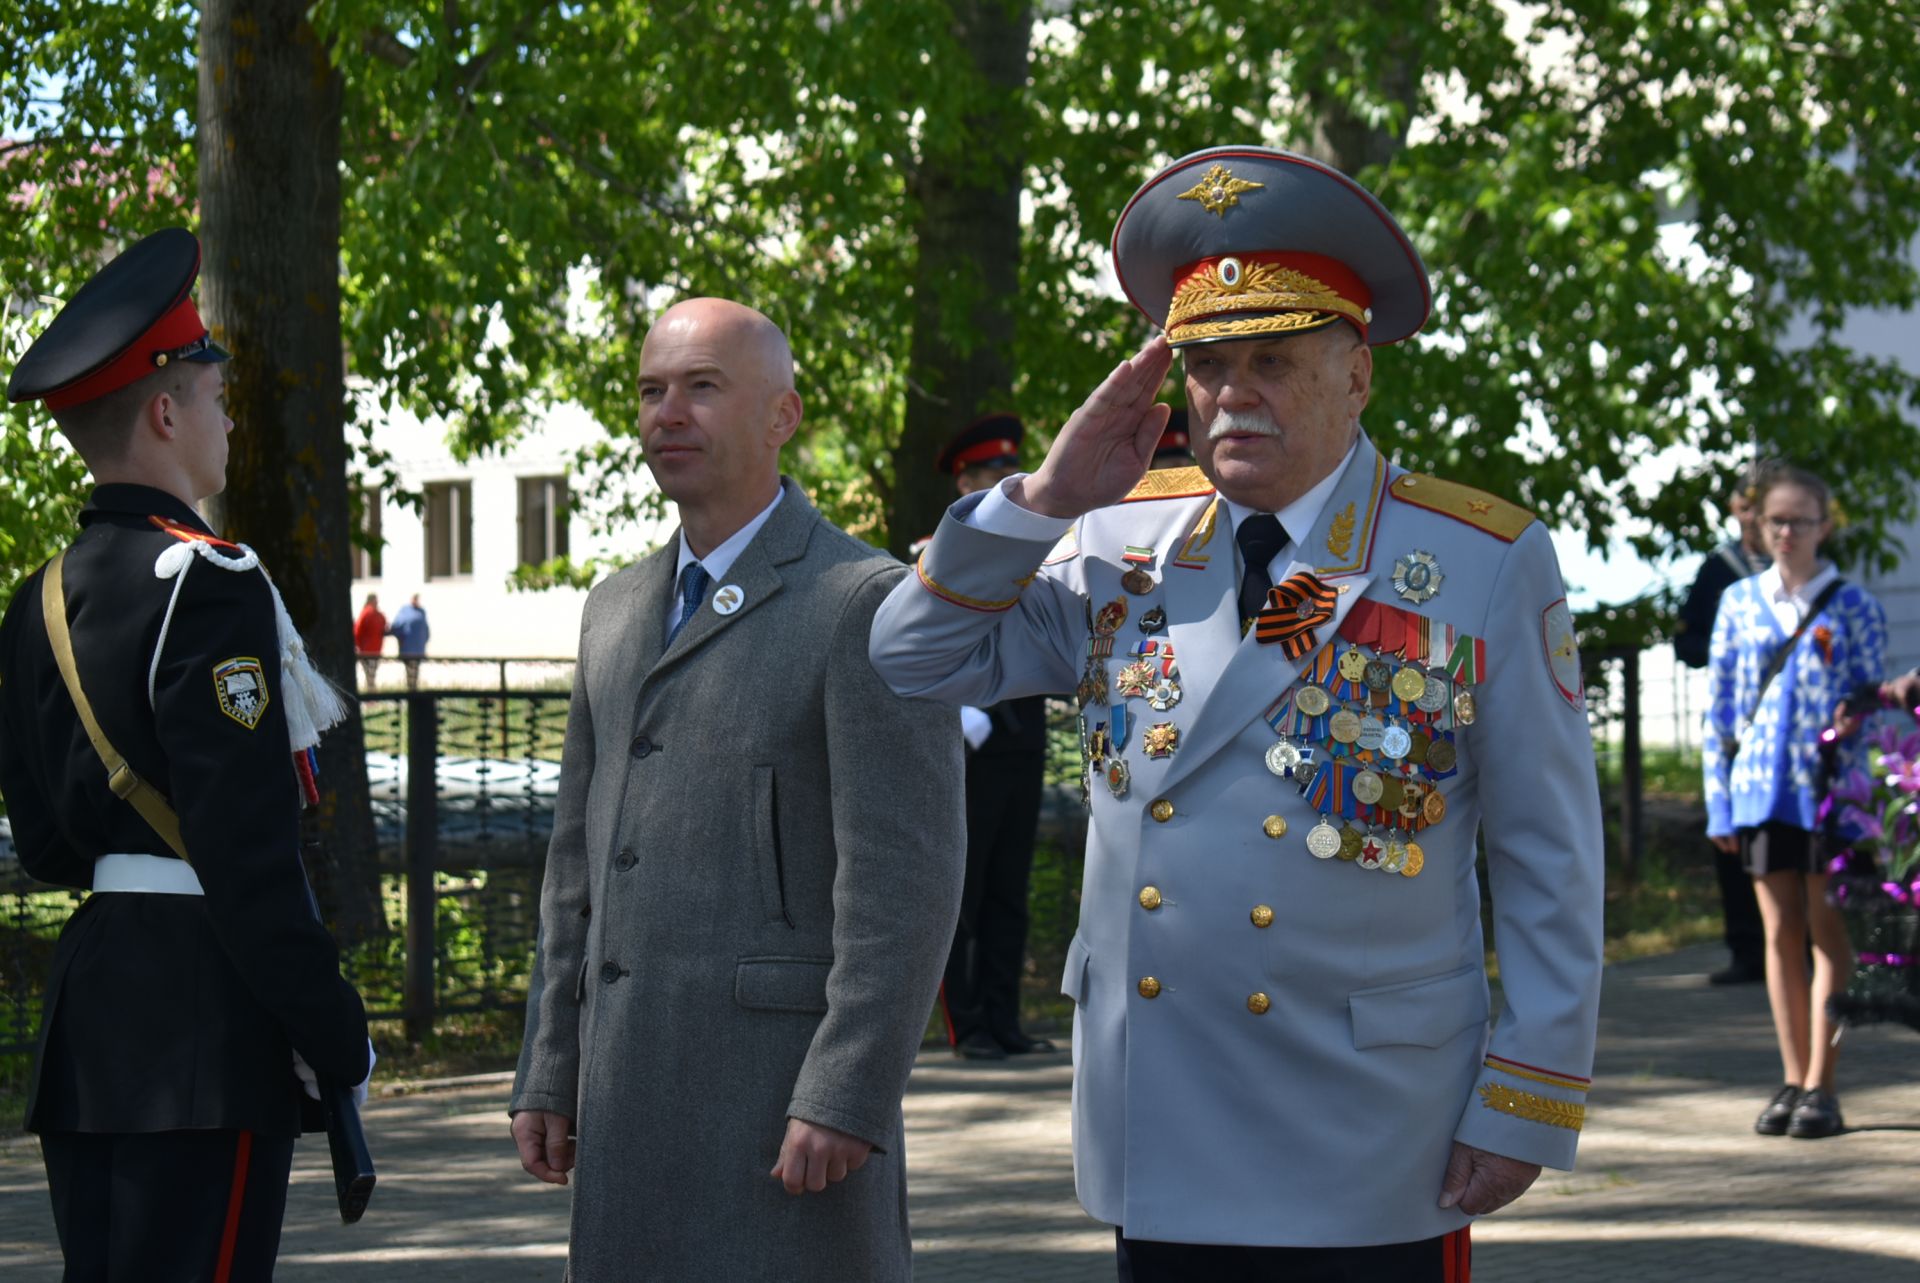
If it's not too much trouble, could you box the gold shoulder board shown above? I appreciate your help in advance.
[1124,466,1216,503]
[1389,474,1534,543]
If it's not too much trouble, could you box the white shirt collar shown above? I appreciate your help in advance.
[1221,435,1360,570]
[1758,560,1837,609]
[675,484,786,587]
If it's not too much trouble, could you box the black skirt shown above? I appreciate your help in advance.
[1738,821,1820,877]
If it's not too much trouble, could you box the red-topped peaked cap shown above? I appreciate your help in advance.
[936,412,1025,476]
[7,227,230,411]
[1112,146,1431,348]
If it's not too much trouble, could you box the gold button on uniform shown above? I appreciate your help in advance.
[1139,886,1162,911]
[1262,815,1287,839]
[1247,992,1271,1015]
[1150,798,1175,823]
[1137,976,1161,999]
[1250,905,1274,928]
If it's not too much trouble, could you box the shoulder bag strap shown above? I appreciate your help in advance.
[1743,578,1847,729]
[41,550,191,862]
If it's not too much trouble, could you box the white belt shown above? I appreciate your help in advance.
[93,852,206,896]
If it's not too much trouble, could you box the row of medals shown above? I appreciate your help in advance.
[1078,565,1175,804]
[1076,566,1478,883]
[1271,644,1475,880]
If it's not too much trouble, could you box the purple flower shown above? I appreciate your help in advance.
[1830,768,1876,808]
[1887,756,1920,794]
[1841,805,1884,841]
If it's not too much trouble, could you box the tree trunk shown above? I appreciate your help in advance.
[888,0,1033,556]
[1304,2,1425,177]
[197,1,382,941]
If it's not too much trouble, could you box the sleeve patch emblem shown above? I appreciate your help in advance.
[1541,599,1584,711]
[213,656,270,729]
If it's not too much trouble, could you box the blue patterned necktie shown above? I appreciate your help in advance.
[669,562,711,643]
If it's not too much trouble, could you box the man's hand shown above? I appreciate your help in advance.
[1014,335,1174,519]
[1437,1141,1540,1215]
[1885,670,1920,714]
[1709,833,1738,855]
[770,1117,872,1195]
[511,1110,577,1186]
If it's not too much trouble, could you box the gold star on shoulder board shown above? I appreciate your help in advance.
[1177,163,1265,217]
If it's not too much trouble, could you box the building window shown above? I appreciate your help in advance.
[351,487,383,580]
[425,480,473,579]
[517,475,569,567]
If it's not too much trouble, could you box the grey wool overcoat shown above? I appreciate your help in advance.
[512,479,966,1281]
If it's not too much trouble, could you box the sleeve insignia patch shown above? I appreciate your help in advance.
[1542,598,1585,710]
[213,656,270,729]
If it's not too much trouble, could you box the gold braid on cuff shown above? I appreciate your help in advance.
[1478,1083,1586,1132]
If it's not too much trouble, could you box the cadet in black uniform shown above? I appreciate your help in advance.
[0,229,371,1280]
[933,415,1058,1058]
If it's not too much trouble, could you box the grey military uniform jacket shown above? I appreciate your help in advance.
[869,435,1603,1248]
[513,479,965,1280]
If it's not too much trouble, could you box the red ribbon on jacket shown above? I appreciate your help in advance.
[1253,572,1337,658]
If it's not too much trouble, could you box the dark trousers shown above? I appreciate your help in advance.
[1712,839,1765,967]
[43,1128,295,1282]
[942,752,1046,1045]
[1117,1227,1470,1283]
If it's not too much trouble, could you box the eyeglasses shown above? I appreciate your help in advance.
[1764,516,1822,535]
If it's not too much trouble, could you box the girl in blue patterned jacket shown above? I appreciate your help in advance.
[1704,465,1886,1140]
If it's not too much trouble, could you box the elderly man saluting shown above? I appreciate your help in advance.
[511,298,964,1280]
[869,146,1605,1279]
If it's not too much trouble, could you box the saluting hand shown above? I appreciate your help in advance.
[1013,335,1175,520]
[1437,1141,1540,1216]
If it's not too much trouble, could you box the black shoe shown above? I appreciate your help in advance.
[994,1030,1059,1055]
[1787,1088,1845,1139]
[1710,961,1767,985]
[1754,1084,1799,1135]
[953,1030,1007,1060]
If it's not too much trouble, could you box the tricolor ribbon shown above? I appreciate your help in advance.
[1254,572,1336,657]
[1122,544,1155,566]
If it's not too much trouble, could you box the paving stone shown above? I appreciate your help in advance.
[0,943,1914,1280]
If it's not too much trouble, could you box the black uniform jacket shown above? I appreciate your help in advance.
[0,484,369,1136]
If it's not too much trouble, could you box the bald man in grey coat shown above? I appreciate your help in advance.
[511,299,965,1280]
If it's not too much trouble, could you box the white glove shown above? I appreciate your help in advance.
[291,1048,321,1102]
[960,705,993,751]
[293,1038,377,1106]
[355,1038,377,1108]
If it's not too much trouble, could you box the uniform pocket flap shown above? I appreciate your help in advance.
[735,956,833,1013]
[1061,934,1091,1006]
[1349,964,1489,1049]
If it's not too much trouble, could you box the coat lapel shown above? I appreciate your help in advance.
[1156,439,1387,796]
[643,478,816,684]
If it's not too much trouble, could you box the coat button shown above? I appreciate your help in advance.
[1139,886,1162,911]
[630,735,655,758]
[614,849,636,872]
[1248,992,1271,1015]
[1137,976,1161,999]
[1250,905,1274,928]
[1150,799,1174,823]
[1262,815,1288,839]
[600,961,622,984]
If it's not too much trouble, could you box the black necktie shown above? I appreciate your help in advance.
[1235,513,1289,632]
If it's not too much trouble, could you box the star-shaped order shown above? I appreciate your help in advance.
[1176,163,1265,217]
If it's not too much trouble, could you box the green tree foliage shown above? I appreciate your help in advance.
[4,0,1917,602]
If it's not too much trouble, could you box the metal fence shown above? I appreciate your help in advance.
[3,647,1678,1060]
[0,681,572,1059]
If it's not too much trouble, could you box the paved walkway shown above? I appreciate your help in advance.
[3,942,1917,1280]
